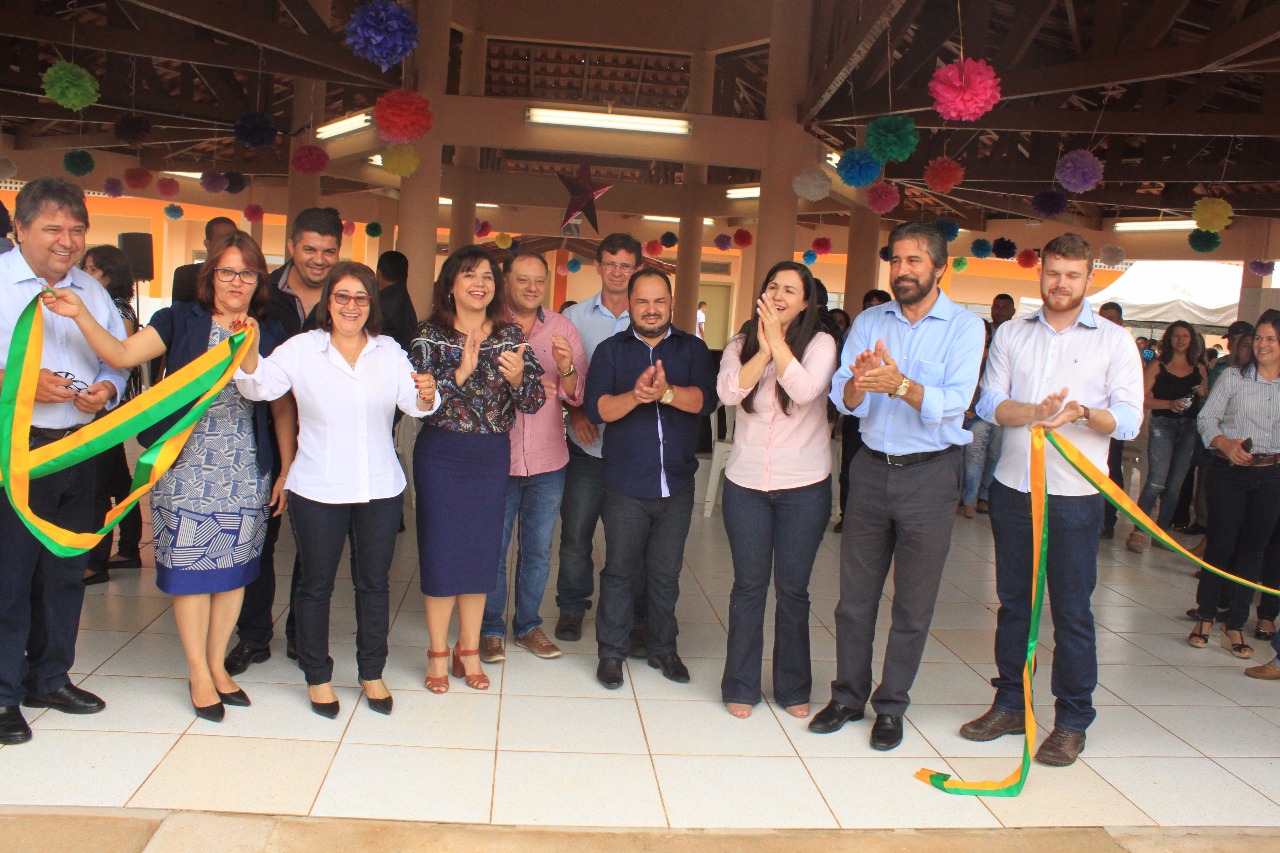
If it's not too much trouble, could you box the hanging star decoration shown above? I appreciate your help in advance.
[557,161,612,232]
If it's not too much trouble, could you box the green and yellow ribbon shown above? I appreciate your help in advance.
[918,425,1280,797]
[0,294,254,558]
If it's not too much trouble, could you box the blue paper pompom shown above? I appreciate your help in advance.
[992,237,1017,259]
[345,0,420,72]
[659,230,678,248]
[802,249,818,265]
[223,172,247,195]
[164,204,184,220]
[234,112,278,149]
[970,238,993,259]
[509,239,521,254]
[935,218,960,242]
[878,245,891,262]
[836,148,882,188]
[566,258,582,273]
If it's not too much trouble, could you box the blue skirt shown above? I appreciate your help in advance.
[413,426,509,596]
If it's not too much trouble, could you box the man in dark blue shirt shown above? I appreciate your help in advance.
[585,268,716,689]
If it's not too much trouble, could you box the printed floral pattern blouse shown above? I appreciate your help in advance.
[409,321,546,433]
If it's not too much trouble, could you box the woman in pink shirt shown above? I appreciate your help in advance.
[717,261,839,719]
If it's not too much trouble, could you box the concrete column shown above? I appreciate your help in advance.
[843,207,883,311]
[732,242,758,330]
[284,0,329,220]
[1239,218,1280,320]
[673,50,714,333]
[397,0,452,313]
[448,28,488,252]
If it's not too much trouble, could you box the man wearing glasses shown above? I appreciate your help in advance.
[555,234,643,649]
[0,178,128,743]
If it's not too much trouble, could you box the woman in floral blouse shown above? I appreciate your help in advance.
[409,246,545,693]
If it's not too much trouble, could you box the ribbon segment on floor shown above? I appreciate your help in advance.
[0,293,254,558]
[917,425,1280,797]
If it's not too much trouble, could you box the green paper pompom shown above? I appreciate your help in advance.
[62,149,95,177]
[952,257,968,272]
[865,115,919,164]
[1188,229,1222,253]
[365,221,383,238]
[42,61,100,111]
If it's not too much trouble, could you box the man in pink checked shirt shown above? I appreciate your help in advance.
[479,250,589,663]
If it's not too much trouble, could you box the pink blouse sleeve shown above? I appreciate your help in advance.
[715,335,750,406]
[776,333,839,405]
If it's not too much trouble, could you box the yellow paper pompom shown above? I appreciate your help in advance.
[381,144,420,178]
[1192,197,1233,233]
[494,232,513,249]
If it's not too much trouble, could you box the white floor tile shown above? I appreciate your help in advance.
[903,662,998,705]
[1215,757,1280,806]
[949,757,1154,826]
[78,594,172,632]
[639,698,795,756]
[805,756,1000,828]
[1139,705,1280,757]
[499,695,648,754]
[0,729,177,807]
[32,674,196,734]
[1097,664,1236,706]
[497,646,623,698]
[627,654,725,702]
[344,689,499,750]
[1087,756,1280,826]
[780,706,939,758]
[69,630,137,674]
[655,755,836,828]
[311,743,494,823]
[491,751,666,827]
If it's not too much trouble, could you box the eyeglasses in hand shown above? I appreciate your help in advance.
[53,371,89,393]
[213,268,261,284]
[332,291,371,307]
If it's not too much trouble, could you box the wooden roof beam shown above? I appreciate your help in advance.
[1121,0,1193,52]
[799,0,910,123]
[994,0,1059,70]
[820,106,1280,137]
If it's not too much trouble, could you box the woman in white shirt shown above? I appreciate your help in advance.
[236,262,438,718]
[715,261,839,720]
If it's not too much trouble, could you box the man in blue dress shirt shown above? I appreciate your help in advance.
[0,178,129,743]
[811,221,984,750]
[585,268,716,690]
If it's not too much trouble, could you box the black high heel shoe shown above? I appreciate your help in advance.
[308,685,340,719]
[190,684,225,722]
[360,679,393,715]
[217,688,251,707]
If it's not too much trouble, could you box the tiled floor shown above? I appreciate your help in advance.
[6,464,1280,829]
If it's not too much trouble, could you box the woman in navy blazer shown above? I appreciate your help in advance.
[46,232,296,722]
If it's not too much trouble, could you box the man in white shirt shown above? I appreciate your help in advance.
[960,234,1144,767]
[696,301,707,340]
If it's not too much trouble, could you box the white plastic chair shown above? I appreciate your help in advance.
[703,405,737,517]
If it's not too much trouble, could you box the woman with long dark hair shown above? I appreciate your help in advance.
[47,232,295,721]
[408,246,545,693]
[1128,320,1208,553]
[79,245,144,583]
[716,260,838,719]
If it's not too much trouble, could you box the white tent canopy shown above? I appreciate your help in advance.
[1017,260,1243,327]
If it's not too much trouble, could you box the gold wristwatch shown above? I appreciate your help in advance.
[660,386,676,405]
[889,376,912,399]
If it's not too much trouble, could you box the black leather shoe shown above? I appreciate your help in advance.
[22,683,105,715]
[647,652,690,683]
[597,657,624,690]
[286,640,298,661]
[216,688,251,707]
[627,627,648,659]
[807,700,865,734]
[0,705,32,744]
[107,552,142,569]
[194,699,225,723]
[224,642,271,677]
[555,613,583,642]
[366,694,393,715]
[83,569,110,586]
[311,699,340,719]
[870,714,904,751]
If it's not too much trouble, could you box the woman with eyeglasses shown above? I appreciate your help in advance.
[409,246,545,694]
[79,245,144,584]
[44,231,295,722]
[235,261,439,718]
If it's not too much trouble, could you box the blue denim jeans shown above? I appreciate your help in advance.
[1198,460,1280,631]
[556,444,604,616]
[483,467,566,638]
[1138,416,1200,531]
[962,417,996,507]
[720,478,831,707]
[990,481,1103,733]
[980,423,1002,501]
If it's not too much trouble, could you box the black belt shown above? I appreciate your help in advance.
[29,425,85,444]
[863,446,956,468]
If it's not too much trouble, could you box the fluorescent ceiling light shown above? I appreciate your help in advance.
[1114,220,1195,232]
[642,215,715,226]
[477,203,499,209]
[368,155,382,166]
[826,152,841,167]
[526,108,690,135]
[316,112,371,140]
[163,171,202,179]
[726,187,760,199]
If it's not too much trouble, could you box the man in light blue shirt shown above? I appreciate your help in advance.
[960,234,1143,768]
[809,221,984,751]
[0,178,128,744]
[555,233,637,645]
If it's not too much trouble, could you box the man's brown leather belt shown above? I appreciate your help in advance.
[1212,449,1280,467]
[863,446,956,468]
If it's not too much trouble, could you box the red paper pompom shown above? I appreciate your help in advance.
[1016,248,1039,269]
[124,166,153,190]
[243,203,265,223]
[866,182,900,214]
[343,220,356,237]
[732,228,753,249]
[643,239,664,257]
[373,90,434,145]
[929,58,1002,122]
[156,177,181,199]
[812,236,833,256]
[474,220,492,238]
[923,156,965,193]
[291,144,330,176]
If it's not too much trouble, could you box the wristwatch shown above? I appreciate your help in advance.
[889,376,912,399]
[1074,405,1091,425]
[559,363,576,378]
[659,386,676,405]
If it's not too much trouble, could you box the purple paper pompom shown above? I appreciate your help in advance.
[659,231,678,248]
[836,148,882,188]
[970,238,993,259]
[713,233,733,252]
[102,177,125,198]
[1249,259,1276,277]
[223,172,247,195]
[1032,188,1069,218]
[1055,150,1104,194]
[345,0,419,72]
[992,237,1017,260]
[200,170,229,194]
[234,111,278,149]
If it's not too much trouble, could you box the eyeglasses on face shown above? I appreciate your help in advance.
[332,291,371,307]
[53,371,89,392]
[600,262,636,274]
[214,268,261,284]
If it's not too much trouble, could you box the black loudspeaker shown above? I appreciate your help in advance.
[117,232,154,281]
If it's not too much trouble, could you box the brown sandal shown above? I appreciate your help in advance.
[1220,628,1255,659]
[1188,620,1212,648]
[451,648,489,690]
[425,648,451,694]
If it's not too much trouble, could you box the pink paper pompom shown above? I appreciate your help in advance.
[929,58,1001,122]
[923,156,965,193]
[732,228,753,249]
[865,182,900,214]
[291,144,330,176]
[474,220,492,238]
[1016,248,1039,269]
[156,177,181,199]
[812,236,833,256]
[243,203,265,223]
[343,220,356,237]
[373,90,434,144]
[556,264,570,276]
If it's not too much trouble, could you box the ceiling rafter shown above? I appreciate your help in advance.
[799,0,911,124]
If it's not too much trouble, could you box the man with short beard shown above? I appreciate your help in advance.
[811,221,984,751]
[960,234,1143,767]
